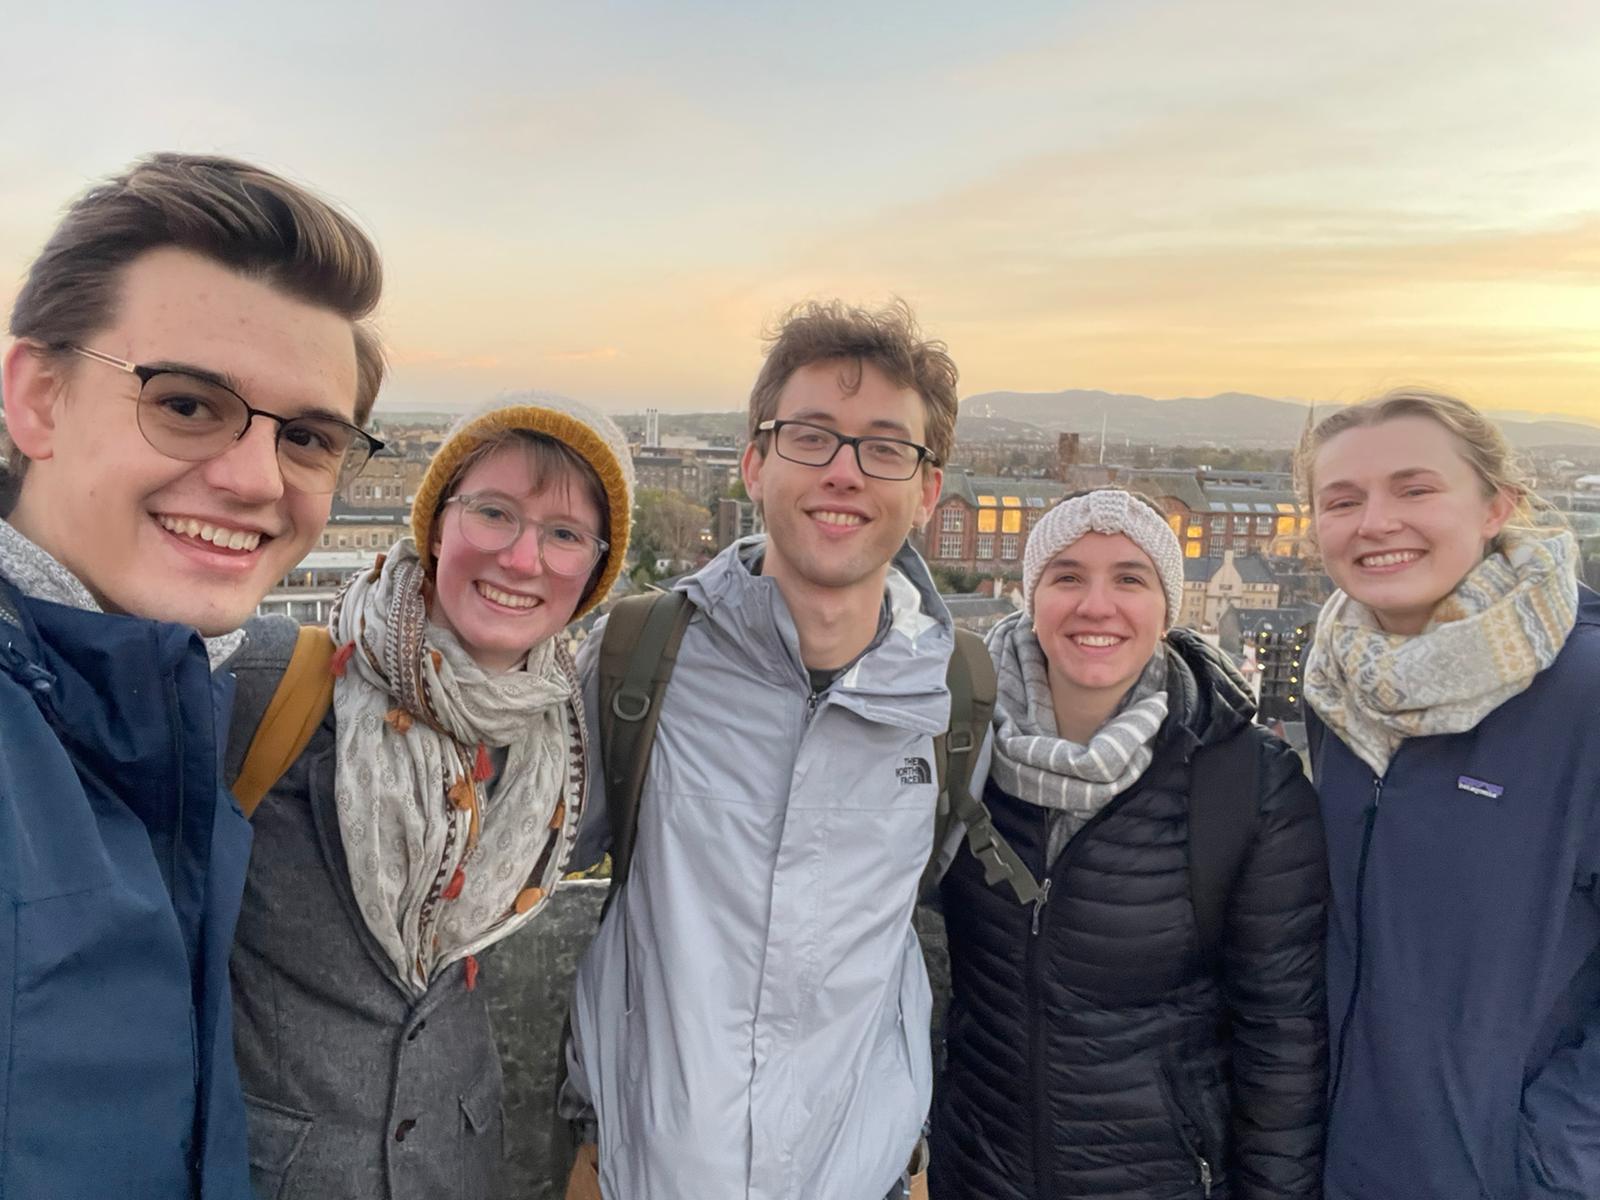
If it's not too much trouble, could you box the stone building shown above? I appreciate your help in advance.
[1179,550,1280,630]
[917,469,1068,576]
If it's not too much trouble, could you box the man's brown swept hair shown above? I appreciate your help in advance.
[747,298,959,468]
[6,152,385,445]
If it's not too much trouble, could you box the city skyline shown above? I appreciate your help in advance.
[3,0,1599,422]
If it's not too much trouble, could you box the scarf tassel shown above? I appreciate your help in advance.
[442,864,465,901]
[330,640,356,678]
[473,742,493,781]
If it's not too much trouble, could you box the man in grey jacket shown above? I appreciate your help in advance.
[563,299,961,1200]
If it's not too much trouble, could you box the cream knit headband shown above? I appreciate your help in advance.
[1022,489,1185,624]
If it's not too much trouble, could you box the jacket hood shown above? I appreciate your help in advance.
[1160,626,1257,754]
[679,533,956,735]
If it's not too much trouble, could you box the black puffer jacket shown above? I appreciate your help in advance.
[930,630,1327,1200]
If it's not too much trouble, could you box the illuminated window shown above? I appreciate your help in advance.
[1168,514,1183,535]
[1186,525,1203,540]
[978,509,998,533]
[1185,542,1202,558]
[1002,510,1022,534]
[1276,515,1296,535]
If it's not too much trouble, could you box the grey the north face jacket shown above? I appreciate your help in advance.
[565,537,956,1200]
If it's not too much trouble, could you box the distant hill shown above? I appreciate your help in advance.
[960,389,1600,450]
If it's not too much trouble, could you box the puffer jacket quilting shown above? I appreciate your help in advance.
[931,630,1327,1200]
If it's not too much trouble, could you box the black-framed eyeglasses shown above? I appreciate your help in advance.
[67,344,385,494]
[443,492,609,577]
[756,419,938,481]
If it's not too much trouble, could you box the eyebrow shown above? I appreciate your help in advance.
[1316,466,1445,499]
[786,409,919,440]
[146,359,356,426]
[1048,558,1155,574]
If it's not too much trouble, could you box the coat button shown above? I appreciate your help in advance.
[394,1118,417,1142]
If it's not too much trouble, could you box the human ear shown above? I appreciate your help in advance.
[1,341,69,461]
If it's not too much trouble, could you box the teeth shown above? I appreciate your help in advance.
[1360,551,1421,568]
[478,582,540,610]
[814,511,865,527]
[1074,635,1121,647]
[158,515,261,551]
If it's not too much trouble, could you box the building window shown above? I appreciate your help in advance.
[1234,516,1250,534]
[1211,516,1227,534]
[1000,535,1019,561]
[1256,515,1273,534]
[977,509,997,534]
[937,534,963,559]
[940,508,964,533]
[976,534,995,559]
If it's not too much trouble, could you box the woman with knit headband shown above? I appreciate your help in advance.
[223,395,632,1200]
[1299,390,1600,1200]
[930,487,1327,1200]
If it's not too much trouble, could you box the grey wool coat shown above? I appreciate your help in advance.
[225,615,506,1200]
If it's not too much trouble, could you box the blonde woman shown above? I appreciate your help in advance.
[1298,389,1599,1200]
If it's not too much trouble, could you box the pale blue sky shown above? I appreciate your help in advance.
[3,0,1598,420]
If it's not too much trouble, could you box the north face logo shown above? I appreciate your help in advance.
[897,757,933,786]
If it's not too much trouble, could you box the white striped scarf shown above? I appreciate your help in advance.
[986,610,1169,839]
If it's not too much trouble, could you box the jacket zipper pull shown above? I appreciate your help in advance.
[1198,1155,1213,1197]
[1030,878,1052,934]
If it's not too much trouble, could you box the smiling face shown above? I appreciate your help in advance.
[741,358,940,604]
[427,443,603,673]
[1031,532,1168,719]
[1312,415,1515,635]
[2,246,359,635]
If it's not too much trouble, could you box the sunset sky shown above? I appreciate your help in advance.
[3,0,1599,422]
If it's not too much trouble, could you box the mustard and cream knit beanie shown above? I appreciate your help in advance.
[1021,488,1184,625]
[412,392,634,620]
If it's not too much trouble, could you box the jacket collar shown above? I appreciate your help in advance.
[679,535,956,734]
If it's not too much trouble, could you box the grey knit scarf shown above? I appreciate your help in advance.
[986,611,1169,855]
[0,517,244,667]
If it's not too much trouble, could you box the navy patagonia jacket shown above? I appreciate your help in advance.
[1316,586,1600,1200]
[0,579,253,1199]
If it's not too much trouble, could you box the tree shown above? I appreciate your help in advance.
[632,488,709,567]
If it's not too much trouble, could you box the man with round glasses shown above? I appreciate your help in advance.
[0,153,384,1198]
[562,300,964,1200]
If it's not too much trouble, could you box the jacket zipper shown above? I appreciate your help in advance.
[1026,806,1052,1200]
[1157,1057,1215,1197]
[1328,771,1384,1129]
[1014,740,1211,1199]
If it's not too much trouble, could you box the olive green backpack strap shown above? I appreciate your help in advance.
[596,590,694,910]
[231,626,336,819]
[922,628,1046,907]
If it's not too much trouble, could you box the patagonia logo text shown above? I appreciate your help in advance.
[1457,775,1505,799]
[897,757,933,786]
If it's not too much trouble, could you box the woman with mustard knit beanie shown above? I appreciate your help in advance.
[226,393,633,1200]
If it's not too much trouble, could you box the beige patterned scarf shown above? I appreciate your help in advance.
[329,538,586,996]
[1303,529,1579,776]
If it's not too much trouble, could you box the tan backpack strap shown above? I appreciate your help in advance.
[232,626,337,818]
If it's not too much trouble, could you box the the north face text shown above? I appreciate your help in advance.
[897,757,933,786]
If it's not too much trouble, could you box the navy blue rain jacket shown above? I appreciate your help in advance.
[1316,586,1600,1200]
[0,578,253,1199]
